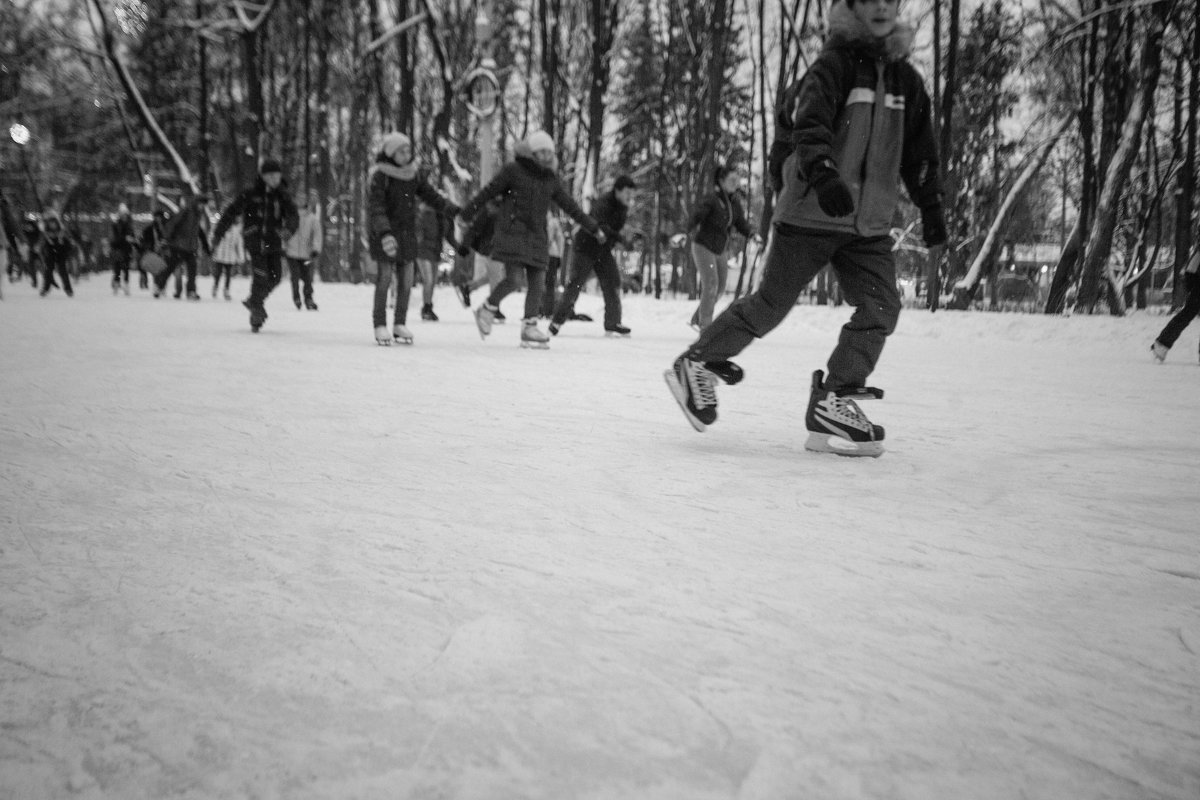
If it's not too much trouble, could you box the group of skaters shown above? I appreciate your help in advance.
[0,203,80,298]
[6,0,1196,460]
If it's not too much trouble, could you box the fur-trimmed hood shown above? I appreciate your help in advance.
[826,0,914,62]
[512,140,557,177]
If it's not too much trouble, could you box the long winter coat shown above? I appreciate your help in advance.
[689,188,752,254]
[111,215,136,254]
[212,179,299,257]
[161,202,211,256]
[367,165,457,263]
[460,145,599,270]
[773,1,941,236]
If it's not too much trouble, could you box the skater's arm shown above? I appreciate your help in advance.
[552,183,600,238]
[687,195,714,236]
[211,192,246,249]
[731,193,753,239]
[459,169,511,221]
[416,176,461,219]
[898,71,945,246]
[366,171,393,244]
[792,54,853,180]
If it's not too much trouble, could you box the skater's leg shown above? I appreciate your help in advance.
[288,257,303,305]
[541,256,560,317]
[522,266,546,320]
[394,261,415,326]
[686,225,837,362]
[824,235,901,391]
[1156,272,1200,348]
[692,243,723,329]
[485,264,522,308]
[417,259,435,306]
[56,255,73,296]
[594,250,623,329]
[302,259,315,305]
[550,250,594,326]
[372,257,395,328]
[248,252,283,308]
[183,251,198,297]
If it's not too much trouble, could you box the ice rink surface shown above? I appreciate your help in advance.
[2,275,1198,799]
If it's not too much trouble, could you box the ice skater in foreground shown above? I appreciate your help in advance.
[665,0,947,457]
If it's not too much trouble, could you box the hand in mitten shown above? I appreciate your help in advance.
[767,140,793,193]
[921,205,948,247]
[381,234,398,258]
[809,162,855,218]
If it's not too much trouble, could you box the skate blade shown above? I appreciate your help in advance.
[663,370,707,433]
[376,339,392,346]
[519,341,550,349]
[604,331,631,338]
[393,336,413,345]
[804,432,884,458]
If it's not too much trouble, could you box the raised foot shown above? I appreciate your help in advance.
[663,368,710,433]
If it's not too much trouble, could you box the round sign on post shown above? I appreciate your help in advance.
[463,64,500,118]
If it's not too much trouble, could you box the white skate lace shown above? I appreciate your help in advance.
[687,363,717,409]
[826,396,871,431]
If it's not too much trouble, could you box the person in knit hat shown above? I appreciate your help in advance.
[152,192,211,300]
[366,132,459,345]
[110,202,137,295]
[212,158,299,332]
[458,129,604,349]
[665,0,945,458]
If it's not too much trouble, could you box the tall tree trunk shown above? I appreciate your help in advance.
[396,0,414,137]
[938,0,962,283]
[197,0,209,193]
[583,0,619,201]
[1173,9,1198,308]
[539,0,561,139]
[1076,5,1169,315]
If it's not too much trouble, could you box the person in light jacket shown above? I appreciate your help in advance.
[285,190,323,310]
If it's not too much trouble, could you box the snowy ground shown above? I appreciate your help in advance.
[1,273,1198,800]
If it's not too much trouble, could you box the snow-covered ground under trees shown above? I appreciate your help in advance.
[2,273,1198,800]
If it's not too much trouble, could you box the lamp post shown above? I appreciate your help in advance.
[465,0,501,293]
[9,123,44,213]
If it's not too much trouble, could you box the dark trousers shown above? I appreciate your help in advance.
[1156,272,1200,348]
[488,263,545,320]
[247,251,283,308]
[551,246,622,328]
[373,259,414,327]
[686,224,900,392]
[288,257,315,305]
[155,248,198,296]
[41,252,72,295]
[540,255,562,317]
[112,248,132,285]
[212,262,235,292]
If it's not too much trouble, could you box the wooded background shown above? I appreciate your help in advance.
[0,0,1196,314]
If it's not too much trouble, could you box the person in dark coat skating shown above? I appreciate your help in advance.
[548,174,636,337]
[1150,240,1200,363]
[211,159,299,332]
[366,133,459,345]
[110,203,137,295]
[38,212,74,297]
[152,193,211,300]
[665,0,946,458]
[688,164,756,330]
[460,130,603,349]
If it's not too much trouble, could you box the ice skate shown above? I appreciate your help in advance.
[112,282,119,296]
[244,299,267,333]
[804,370,885,458]
[455,283,471,307]
[421,303,438,321]
[520,318,550,349]
[705,360,744,385]
[1150,341,1169,363]
[664,356,718,432]
[474,303,496,339]
[375,325,392,346]
[223,289,231,301]
[123,282,131,296]
[548,320,562,336]
[212,284,218,298]
[393,324,414,345]
[604,324,632,338]
[187,291,201,301]
[493,308,507,324]
[305,299,318,311]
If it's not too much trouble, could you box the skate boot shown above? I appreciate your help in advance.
[548,320,562,336]
[455,283,471,307]
[421,303,438,321]
[520,318,550,349]
[375,325,392,346]
[604,324,632,337]
[187,291,201,301]
[305,298,319,311]
[570,312,593,322]
[1150,341,1169,363]
[123,282,131,296]
[493,308,507,324]
[112,282,120,295]
[804,370,885,458]
[294,297,302,310]
[705,360,744,385]
[474,303,496,339]
[223,289,231,301]
[664,355,718,432]
[393,324,414,345]
[244,299,268,333]
[212,284,218,298]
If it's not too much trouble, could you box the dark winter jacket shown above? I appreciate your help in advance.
[367,164,457,262]
[111,216,136,254]
[212,179,299,257]
[139,213,167,253]
[689,188,752,254]
[773,1,942,236]
[460,143,600,270]
[573,190,628,258]
[415,204,448,262]
[161,202,211,256]
[21,217,41,249]
[41,216,72,262]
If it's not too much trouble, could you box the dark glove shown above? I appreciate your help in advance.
[921,205,947,247]
[767,140,793,193]
[809,162,855,218]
